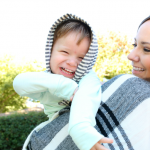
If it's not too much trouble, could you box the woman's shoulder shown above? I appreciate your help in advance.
[102,74,150,94]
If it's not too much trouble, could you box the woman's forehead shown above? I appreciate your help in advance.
[136,20,150,40]
[139,20,150,31]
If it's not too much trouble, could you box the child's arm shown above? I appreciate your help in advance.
[13,71,77,100]
[13,71,78,118]
[68,70,112,150]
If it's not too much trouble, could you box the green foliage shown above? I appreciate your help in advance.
[94,31,133,80]
[0,55,45,113]
[0,111,48,150]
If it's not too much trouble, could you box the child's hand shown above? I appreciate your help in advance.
[70,87,79,101]
[90,137,113,150]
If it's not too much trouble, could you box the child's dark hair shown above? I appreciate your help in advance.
[53,19,92,45]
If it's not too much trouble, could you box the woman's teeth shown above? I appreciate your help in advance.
[133,67,144,71]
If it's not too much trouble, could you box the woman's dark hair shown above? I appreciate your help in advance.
[138,16,150,30]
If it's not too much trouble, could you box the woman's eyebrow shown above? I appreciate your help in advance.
[134,38,150,45]
[141,41,150,45]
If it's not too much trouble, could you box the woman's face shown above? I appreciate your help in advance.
[128,20,150,81]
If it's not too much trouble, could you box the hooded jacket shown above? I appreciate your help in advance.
[13,13,103,150]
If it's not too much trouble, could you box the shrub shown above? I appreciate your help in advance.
[94,31,133,80]
[0,55,45,113]
[0,111,48,150]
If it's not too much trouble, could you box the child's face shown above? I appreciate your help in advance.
[50,31,90,79]
[128,20,150,81]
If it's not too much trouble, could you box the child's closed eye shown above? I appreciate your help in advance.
[79,57,84,60]
[61,50,69,54]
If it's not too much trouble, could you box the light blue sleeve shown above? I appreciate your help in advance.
[13,71,78,100]
[68,70,104,150]
[13,72,78,119]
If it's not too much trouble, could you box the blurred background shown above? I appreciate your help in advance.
[1,1,150,149]
[0,0,150,63]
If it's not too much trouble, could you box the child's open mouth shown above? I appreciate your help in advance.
[60,67,75,75]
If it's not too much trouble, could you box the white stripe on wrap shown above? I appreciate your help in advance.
[120,98,150,150]
[102,74,136,103]
[43,124,69,150]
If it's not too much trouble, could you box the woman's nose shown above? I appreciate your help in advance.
[127,48,140,62]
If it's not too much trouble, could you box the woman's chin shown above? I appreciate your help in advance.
[132,69,144,78]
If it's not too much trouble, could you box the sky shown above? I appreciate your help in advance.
[0,0,150,64]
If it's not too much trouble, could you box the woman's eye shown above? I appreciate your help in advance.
[144,48,150,52]
[132,43,137,47]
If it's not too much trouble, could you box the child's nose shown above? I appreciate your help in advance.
[66,58,78,67]
[127,48,140,62]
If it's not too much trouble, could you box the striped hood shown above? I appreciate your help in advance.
[45,13,98,83]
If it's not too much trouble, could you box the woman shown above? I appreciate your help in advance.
[25,16,150,150]
[69,15,150,150]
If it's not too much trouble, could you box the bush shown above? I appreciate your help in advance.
[0,111,48,150]
[0,55,45,113]
[94,31,133,80]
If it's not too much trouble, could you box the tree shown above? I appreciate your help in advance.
[0,55,45,113]
[93,31,133,80]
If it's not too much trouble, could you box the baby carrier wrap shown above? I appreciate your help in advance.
[27,74,150,150]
